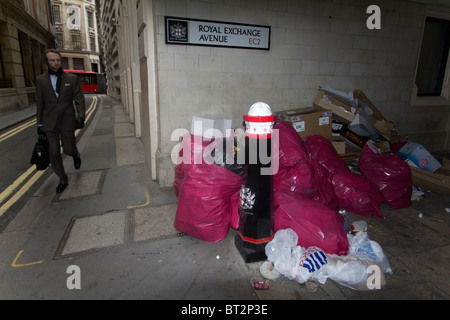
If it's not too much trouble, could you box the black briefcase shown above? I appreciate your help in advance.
[30,139,50,170]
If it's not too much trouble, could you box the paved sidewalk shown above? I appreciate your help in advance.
[0,95,449,302]
[0,106,37,132]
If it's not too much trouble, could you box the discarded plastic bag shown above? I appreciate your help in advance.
[347,232,392,274]
[266,229,392,290]
[273,192,349,256]
[326,232,392,290]
[359,141,412,209]
[265,229,310,283]
[211,135,245,177]
[174,134,243,242]
[325,254,386,291]
[259,261,281,280]
[298,246,329,284]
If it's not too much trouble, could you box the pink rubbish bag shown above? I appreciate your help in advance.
[274,192,349,256]
[309,159,340,212]
[273,121,309,168]
[173,134,243,242]
[305,135,383,219]
[230,190,240,230]
[332,170,384,218]
[304,135,349,173]
[273,121,315,197]
[359,141,412,209]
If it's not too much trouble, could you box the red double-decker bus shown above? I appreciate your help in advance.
[64,69,106,93]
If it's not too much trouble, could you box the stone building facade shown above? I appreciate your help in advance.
[50,0,101,72]
[0,0,54,114]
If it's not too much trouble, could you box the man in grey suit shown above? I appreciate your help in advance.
[36,49,86,193]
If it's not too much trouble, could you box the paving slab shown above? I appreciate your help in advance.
[58,210,127,257]
[115,137,145,166]
[93,127,113,136]
[134,204,179,242]
[114,123,134,137]
[115,114,129,123]
[114,107,127,115]
[57,170,104,201]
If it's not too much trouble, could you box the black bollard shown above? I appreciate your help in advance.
[235,102,276,263]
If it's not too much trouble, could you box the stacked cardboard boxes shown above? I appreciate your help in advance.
[310,86,447,194]
[274,106,332,139]
[312,87,409,154]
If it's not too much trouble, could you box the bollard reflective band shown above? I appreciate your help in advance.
[245,133,272,139]
[243,115,277,122]
[238,231,274,244]
[243,115,276,138]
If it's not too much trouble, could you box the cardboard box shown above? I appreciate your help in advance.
[276,106,332,139]
[349,89,407,142]
[340,125,369,149]
[332,120,369,149]
[348,112,374,136]
[397,142,441,173]
[332,120,344,136]
[330,137,346,155]
[353,89,388,125]
[313,90,356,123]
[315,87,407,142]
[410,165,450,195]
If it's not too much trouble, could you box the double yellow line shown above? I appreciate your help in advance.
[0,119,37,143]
[0,96,99,217]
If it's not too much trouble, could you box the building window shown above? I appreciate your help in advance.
[90,36,96,51]
[0,45,12,88]
[0,45,5,79]
[62,57,69,69]
[416,17,450,96]
[411,7,450,106]
[73,58,84,70]
[56,33,63,50]
[53,5,61,23]
[87,11,94,29]
[71,34,81,50]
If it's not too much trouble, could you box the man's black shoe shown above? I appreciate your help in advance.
[56,182,68,194]
[74,157,81,170]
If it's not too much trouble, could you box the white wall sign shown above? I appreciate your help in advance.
[165,17,271,50]
[67,6,81,30]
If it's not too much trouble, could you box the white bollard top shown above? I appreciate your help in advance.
[248,102,273,117]
[243,102,276,138]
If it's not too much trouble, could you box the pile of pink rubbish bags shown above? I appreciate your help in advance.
[173,121,412,256]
